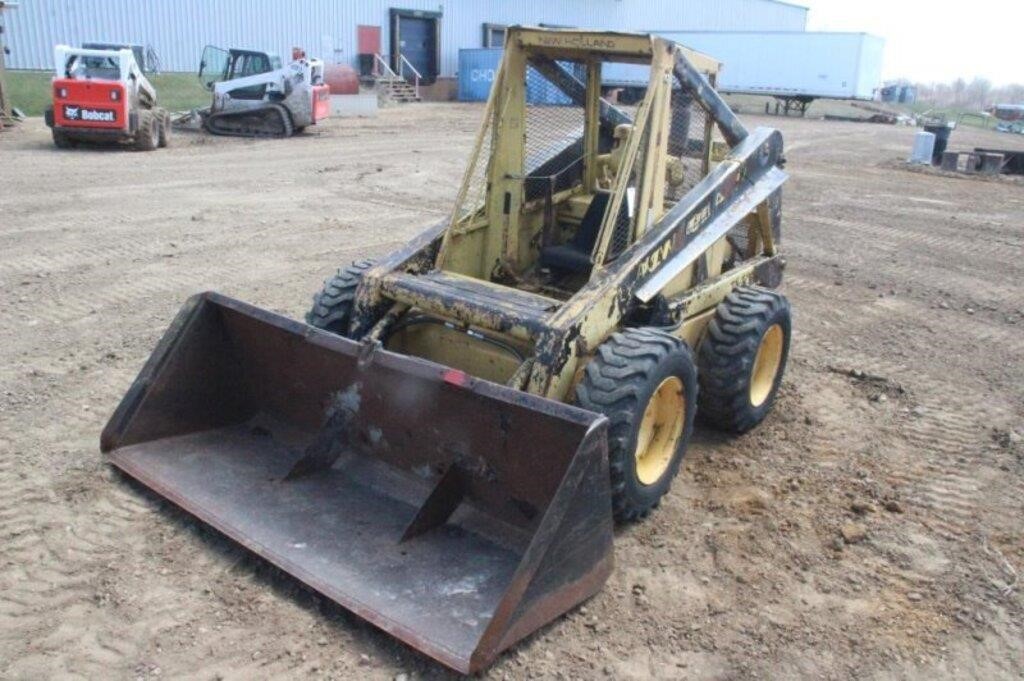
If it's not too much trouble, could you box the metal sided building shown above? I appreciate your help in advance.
[4,0,807,97]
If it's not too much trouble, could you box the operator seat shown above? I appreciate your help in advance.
[538,191,611,273]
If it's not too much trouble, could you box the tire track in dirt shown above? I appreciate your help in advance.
[786,264,1018,605]
[3,107,1022,679]
[0,456,154,677]
[801,332,1008,541]
[5,222,425,328]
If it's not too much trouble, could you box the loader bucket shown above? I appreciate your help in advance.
[101,292,613,673]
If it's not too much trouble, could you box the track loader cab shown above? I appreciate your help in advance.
[199,46,280,98]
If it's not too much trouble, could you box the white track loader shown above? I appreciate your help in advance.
[198,46,330,137]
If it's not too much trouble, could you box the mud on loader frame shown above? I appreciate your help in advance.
[103,28,788,675]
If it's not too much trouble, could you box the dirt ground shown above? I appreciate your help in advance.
[1,106,1022,680]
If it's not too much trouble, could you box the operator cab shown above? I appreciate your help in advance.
[199,45,282,97]
[81,43,147,72]
[438,47,716,299]
[63,53,120,80]
[62,43,144,81]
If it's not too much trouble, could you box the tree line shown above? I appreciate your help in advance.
[910,77,1024,108]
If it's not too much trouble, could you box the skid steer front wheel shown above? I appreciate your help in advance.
[306,260,376,337]
[576,328,698,522]
[698,287,791,433]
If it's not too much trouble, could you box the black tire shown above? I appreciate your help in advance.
[157,108,171,148]
[576,327,698,522]
[134,110,159,151]
[697,287,791,433]
[305,260,376,337]
[52,130,75,149]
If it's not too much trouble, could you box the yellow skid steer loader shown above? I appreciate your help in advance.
[102,28,790,673]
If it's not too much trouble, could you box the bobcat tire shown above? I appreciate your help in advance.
[306,260,376,337]
[697,287,791,433]
[134,110,159,151]
[576,327,698,522]
[157,108,171,148]
[52,130,75,149]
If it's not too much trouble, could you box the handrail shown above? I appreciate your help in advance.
[373,53,398,81]
[398,53,421,99]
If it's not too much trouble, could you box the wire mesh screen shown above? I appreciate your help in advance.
[523,59,587,200]
[451,104,494,228]
[664,85,712,206]
[605,115,651,260]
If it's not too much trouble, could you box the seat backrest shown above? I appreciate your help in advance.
[568,191,611,253]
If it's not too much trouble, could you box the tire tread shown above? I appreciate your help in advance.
[576,328,697,522]
[697,286,791,433]
[306,260,375,336]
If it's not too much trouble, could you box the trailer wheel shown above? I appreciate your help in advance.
[576,327,698,522]
[135,110,159,151]
[52,130,75,149]
[697,287,791,433]
[306,260,376,337]
[156,108,171,148]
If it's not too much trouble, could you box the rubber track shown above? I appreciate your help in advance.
[576,327,695,521]
[205,103,294,138]
[698,286,789,432]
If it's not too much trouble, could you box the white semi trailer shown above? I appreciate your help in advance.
[605,31,885,115]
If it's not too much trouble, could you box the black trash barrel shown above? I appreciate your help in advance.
[923,123,953,165]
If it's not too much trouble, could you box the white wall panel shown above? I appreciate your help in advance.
[4,0,808,73]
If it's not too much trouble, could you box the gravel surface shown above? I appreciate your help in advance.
[1,105,1022,680]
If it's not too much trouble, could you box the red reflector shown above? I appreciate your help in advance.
[442,369,470,387]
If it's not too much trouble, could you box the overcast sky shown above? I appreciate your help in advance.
[801,0,1018,85]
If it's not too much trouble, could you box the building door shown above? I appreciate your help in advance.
[390,9,439,84]
[357,24,382,76]
[483,23,507,48]
[358,25,381,55]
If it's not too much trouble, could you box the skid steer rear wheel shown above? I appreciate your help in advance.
[52,130,75,149]
[157,108,171,148]
[306,260,376,337]
[697,287,791,433]
[576,327,698,522]
[134,110,159,151]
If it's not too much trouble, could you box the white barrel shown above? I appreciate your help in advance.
[909,131,936,164]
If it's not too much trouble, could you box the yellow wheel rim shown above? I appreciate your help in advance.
[634,376,686,486]
[750,324,784,408]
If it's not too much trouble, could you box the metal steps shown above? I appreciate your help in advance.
[377,78,421,104]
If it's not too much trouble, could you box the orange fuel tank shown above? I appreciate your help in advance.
[323,64,359,95]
